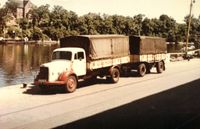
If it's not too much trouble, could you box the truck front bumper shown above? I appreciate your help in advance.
[34,80,66,86]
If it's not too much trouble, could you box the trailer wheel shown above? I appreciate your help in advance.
[108,68,120,83]
[65,75,77,93]
[156,61,164,73]
[138,63,146,77]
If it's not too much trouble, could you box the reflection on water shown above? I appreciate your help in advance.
[0,44,58,87]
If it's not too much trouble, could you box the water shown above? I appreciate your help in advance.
[0,43,183,87]
[0,44,58,87]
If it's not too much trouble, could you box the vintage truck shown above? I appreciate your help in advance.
[34,35,167,93]
[34,35,130,92]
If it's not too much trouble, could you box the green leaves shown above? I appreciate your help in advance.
[0,2,199,47]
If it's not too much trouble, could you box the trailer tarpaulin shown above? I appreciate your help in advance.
[129,36,167,54]
[60,35,129,61]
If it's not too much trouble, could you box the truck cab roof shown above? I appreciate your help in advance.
[53,47,84,52]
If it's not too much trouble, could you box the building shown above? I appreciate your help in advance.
[16,0,33,19]
[6,0,34,27]
[4,0,34,39]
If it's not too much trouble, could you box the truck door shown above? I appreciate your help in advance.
[73,51,86,76]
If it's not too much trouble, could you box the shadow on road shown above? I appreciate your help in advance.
[23,78,113,95]
[23,85,66,95]
[23,70,158,95]
[55,79,200,129]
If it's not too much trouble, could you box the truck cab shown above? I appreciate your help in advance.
[34,47,86,92]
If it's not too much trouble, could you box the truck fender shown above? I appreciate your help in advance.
[58,71,77,81]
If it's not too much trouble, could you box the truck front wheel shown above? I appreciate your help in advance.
[65,75,77,93]
[107,68,120,83]
[138,63,146,77]
[156,61,164,73]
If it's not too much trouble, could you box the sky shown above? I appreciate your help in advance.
[0,0,200,23]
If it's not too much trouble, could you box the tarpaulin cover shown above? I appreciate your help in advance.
[60,35,129,61]
[129,36,167,54]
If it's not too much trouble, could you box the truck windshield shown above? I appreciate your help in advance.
[52,51,72,60]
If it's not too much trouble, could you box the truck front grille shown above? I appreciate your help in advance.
[38,67,49,80]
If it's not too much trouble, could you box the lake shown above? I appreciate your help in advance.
[0,44,58,87]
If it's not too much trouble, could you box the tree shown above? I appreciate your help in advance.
[98,14,115,34]
[176,23,187,42]
[5,0,19,17]
[79,13,101,34]
[31,27,43,40]
[2,1,200,44]
[29,4,50,29]
[158,15,177,42]
[0,8,9,35]
[142,18,154,36]
[133,14,144,35]
[112,15,126,34]
[184,15,200,48]
[123,16,136,35]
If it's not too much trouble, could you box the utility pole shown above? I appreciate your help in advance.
[185,0,195,56]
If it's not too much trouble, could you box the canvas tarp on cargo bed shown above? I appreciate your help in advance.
[60,35,129,61]
[129,36,167,54]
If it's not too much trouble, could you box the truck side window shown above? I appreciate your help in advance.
[75,52,84,60]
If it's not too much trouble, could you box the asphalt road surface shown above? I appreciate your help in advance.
[0,59,200,129]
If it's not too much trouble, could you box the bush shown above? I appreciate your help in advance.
[31,27,43,40]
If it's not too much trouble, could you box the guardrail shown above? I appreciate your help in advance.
[169,49,200,56]
[168,49,200,62]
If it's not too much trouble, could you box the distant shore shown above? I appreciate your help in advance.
[0,39,59,45]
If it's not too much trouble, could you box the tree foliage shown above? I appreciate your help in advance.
[0,2,200,48]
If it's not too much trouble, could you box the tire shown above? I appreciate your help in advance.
[138,63,146,77]
[156,61,164,73]
[108,68,120,83]
[65,75,77,93]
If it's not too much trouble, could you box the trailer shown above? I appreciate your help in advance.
[123,35,167,76]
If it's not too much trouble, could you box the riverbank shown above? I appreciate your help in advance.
[0,39,59,45]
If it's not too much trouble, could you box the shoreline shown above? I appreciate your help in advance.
[0,39,59,45]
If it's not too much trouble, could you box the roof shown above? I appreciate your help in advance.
[130,35,165,40]
[16,0,23,8]
[53,47,84,52]
[77,35,127,39]
[16,0,31,8]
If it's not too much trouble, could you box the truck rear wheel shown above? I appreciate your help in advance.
[138,63,146,77]
[108,68,120,83]
[156,61,164,73]
[65,75,77,93]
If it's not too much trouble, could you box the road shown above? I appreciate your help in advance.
[0,59,200,129]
